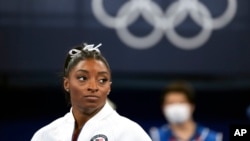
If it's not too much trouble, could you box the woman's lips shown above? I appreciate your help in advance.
[84,95,99,101]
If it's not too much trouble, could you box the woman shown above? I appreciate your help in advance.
[31,43,152,141]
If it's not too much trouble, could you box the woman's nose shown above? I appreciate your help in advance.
[87,79,98,92]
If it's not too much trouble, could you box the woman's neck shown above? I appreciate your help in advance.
[72,105,103,130]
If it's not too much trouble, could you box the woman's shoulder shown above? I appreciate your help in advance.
[107,113,152,140]
[40,112,71,129]
[31,112,72,140]
[110,113,143,128]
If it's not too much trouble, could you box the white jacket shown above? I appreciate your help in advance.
[31,103,152,141]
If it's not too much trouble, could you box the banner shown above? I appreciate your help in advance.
[0,0,249,76]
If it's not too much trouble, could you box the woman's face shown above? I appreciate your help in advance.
[64,59,111,114]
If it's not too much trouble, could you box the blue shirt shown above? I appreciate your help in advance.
[149,123,223,141]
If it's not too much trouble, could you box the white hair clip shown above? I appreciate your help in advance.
[68,43,102,58]
[83,43,102,53]
[68,49,81,58]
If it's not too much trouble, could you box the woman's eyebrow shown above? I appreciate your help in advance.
[76,69,89,73]
[76,70,109,75]
[98,71,109,75]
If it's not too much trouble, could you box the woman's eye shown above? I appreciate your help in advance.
[78,76,87,81]
[99,79,108,84]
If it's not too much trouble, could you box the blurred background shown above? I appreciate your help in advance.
[0,0,250,140]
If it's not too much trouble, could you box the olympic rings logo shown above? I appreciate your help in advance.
[92,0,237,50]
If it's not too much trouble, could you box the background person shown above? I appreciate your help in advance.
[149,80,223,141]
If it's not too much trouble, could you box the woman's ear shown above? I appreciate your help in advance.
[107,82,112,95]
[64,77,69,91]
